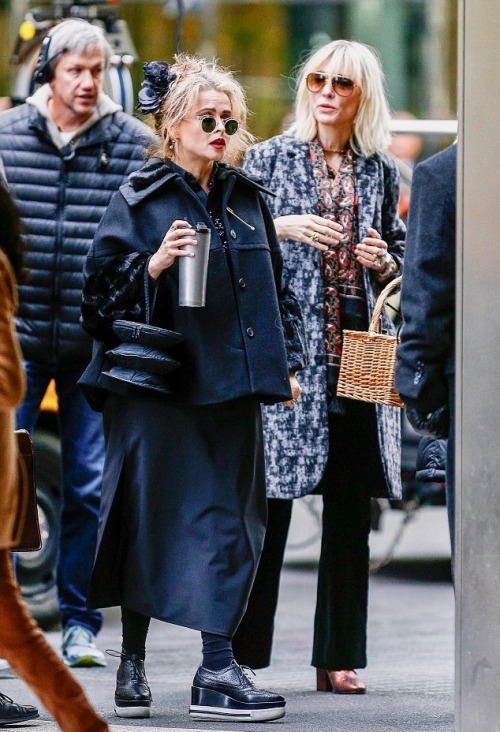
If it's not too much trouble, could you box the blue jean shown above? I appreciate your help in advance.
[16,359,104,635]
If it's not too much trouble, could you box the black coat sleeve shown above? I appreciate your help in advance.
[81,191,154,341]
[395,146,456,411]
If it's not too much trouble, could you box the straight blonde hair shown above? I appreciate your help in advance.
[287,40,391,158]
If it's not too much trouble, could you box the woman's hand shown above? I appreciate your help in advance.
[274,214,343,251]
[283,373,302,408]
[148,220,197,280]
[354,227,389,271]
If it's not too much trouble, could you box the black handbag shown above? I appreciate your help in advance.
[111,320,183,351]
[13,430,42,552]
[106,341,180,376]
[102,313,183,396]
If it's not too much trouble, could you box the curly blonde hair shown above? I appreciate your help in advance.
[145,54,254,166]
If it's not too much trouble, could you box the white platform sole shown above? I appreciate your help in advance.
[189,704,286,722]
[114,704,151,718]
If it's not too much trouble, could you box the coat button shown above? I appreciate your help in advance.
[238,278,246,289]
[246,327,254,337]
[230,229,237,239]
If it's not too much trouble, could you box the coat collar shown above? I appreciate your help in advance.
[122,158,275,207]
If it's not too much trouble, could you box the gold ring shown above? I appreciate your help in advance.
[311,232,320,243]
[291,398,297,405]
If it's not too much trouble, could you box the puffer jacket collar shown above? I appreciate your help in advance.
[27,104,121,152]
[122,158,274,207]
[27,85,121,149]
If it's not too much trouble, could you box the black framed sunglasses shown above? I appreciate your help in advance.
[196,116,239,135]
[306,72,358,97]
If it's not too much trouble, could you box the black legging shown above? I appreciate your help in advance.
[121,607,150,659]
[121,607,234,670]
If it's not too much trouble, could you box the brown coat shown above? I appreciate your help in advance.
[0,249,25,549]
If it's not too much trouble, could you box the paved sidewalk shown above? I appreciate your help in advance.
[2,564,454,731]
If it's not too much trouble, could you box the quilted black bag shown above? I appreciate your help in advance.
[103,320,183,396]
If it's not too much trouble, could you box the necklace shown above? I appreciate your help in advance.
[323,145,349,155]
[326,164,337,180]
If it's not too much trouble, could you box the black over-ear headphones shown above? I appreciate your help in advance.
[33,34,71,85]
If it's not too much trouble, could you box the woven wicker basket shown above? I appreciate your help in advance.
[337,276,404,408]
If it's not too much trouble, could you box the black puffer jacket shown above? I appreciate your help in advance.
[0,101,152,363]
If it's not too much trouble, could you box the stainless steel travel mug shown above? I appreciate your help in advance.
[178,222,211,307]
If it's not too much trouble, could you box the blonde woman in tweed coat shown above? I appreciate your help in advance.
[233,40,405,694]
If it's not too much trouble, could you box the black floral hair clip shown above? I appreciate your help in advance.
[137,61,177,115]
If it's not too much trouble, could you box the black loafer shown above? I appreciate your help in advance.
[0,693,39,725]
[114,653,152,718]
[190,660,286,722]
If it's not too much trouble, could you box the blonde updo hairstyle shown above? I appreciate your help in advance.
[288,40,391,158]
[147,54,254,166]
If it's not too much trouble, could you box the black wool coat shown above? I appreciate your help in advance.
[395,143,456,411]
[79,159,306,632]
[80,159,306,407]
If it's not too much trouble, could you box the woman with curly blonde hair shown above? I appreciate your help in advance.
[80,54,306,723]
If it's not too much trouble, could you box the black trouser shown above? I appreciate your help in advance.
[232,498,293,669]
[234,398,384,671]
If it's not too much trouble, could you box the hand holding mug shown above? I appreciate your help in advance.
[148,220,196,280]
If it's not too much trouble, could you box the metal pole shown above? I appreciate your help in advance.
[456,1,500,729]
[175,0,184,53]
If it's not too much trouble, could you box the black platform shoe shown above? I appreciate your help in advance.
[114,652,152,718]
[0,693,39,725]
[190,660,286,722]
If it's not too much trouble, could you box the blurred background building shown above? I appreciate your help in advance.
[0,0,457,142]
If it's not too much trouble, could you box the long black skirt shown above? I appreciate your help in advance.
[88,393,267,637]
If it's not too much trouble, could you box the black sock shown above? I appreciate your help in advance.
[201,631,235,671]
[121,607,151,660]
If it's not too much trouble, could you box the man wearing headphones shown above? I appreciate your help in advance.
[0,19,151,668]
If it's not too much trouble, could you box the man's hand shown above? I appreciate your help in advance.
[405,403,450,439]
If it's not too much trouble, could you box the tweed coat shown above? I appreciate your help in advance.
[243,134,406,500]
[0,250,25,549]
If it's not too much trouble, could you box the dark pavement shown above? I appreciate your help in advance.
[1,564,454,731]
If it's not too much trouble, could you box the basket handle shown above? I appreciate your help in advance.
[368,275,402,334]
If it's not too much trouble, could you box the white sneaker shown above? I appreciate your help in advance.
[62,625,106,667]
[0,659,14,678]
